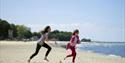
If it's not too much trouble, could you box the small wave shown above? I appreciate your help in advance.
[87,50,93,53]
[108,54,122,58]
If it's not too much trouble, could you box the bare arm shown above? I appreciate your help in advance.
[45,33,49,42]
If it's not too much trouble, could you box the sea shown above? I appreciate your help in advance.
[77,42,125,57]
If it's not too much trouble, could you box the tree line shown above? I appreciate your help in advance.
[0,19,91,42]
[0,19,32,40]
[0,19,72,41]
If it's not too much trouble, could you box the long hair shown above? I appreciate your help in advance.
[72,29,79,35]
[41,26,50,34]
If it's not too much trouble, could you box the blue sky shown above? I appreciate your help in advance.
[0,0,125,42]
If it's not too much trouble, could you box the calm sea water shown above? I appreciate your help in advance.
[77,42,125,57]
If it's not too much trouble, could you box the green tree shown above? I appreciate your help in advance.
[49,30,72,41]
[32,32,41,38]
[0,19,10,39]
[10,24,17,38]
[16,25,32,39]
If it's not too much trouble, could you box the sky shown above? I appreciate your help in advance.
[0,0,125,42]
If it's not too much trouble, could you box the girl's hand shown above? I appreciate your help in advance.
[77,41,81,44]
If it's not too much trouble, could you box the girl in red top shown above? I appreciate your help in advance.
[64,29,81,63]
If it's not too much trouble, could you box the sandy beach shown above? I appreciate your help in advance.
[0,41,125,63]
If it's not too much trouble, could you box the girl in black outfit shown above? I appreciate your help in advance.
[28,26,52,63]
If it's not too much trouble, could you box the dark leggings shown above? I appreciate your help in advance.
[30,43,52,59]
[66,43,76,63]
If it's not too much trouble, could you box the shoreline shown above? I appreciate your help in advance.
[0,41,125,63]
[0,41,125,57]
[0,41,125,58]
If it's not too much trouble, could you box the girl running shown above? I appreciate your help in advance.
[28,26,52,63]
[64,29,81,63]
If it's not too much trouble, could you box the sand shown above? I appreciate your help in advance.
[0,41,125,63]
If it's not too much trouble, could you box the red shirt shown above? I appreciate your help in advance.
[69,35,80,47]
